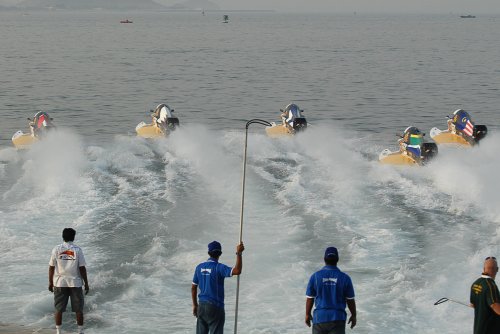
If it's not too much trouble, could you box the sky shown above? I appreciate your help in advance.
[154,0,500,14]
[2,0,499,13]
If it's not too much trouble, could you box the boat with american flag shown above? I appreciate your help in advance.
[430,109,487,147]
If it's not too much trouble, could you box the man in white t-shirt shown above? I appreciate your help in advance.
[49,228,89,334]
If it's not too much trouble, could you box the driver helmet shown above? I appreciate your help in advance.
[403,126,423,146]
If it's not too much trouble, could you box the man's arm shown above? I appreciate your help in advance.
[491,302,500,315]
[191,284,198,317]
[79,266,89,295]
[347,299,357,329]
[486,281,500,315]
[48,266,55,292]
[232,243,245,276]
[305,297,314,327]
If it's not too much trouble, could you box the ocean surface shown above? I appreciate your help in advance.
[1,10,500,334]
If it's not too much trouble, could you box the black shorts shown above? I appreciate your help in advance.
[313,321,346,334]
[54,287,84,313]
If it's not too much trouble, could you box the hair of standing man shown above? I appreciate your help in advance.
[62,228,76,242]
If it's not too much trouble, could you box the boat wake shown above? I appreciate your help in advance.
[0,125,499,333]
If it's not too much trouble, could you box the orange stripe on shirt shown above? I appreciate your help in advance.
[485,279,499,304]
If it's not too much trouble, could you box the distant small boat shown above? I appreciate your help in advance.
[120,19,133,23]
[460,15,476,18]
[223,15,229,23]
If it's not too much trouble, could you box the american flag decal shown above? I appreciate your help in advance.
[464,119,474,136]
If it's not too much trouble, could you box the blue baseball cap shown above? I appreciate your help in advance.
[208,241,222,253]
[324,247,339,259]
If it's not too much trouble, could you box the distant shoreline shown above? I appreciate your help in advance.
[0,7,275,13]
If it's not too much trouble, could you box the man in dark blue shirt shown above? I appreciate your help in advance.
[305,246,356,334]
[192,241,244,334]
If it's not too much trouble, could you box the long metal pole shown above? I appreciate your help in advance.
[234,126,249,334]
[234,119,271,334]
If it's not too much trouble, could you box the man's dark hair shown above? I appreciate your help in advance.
[208,250,222,258]
[62,228,76,242]
[324,257,338,266]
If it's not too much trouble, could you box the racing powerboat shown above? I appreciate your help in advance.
[12,111,56,149]
[135,104,179,138]
[379,126,438,166]
[265,103,307,138]
[430,109,487,147]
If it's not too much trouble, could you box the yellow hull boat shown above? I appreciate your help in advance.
[265,123,295,138]
[136,104,179,139]
[430,109,487,146]
[429,129,472,146]
[12,131,39,149]
[12,111,55,149]
[265,103,308,138]
[379,149,420,165]
[135,122,167,138]
[430,127,487,147]
[379,143,438,166]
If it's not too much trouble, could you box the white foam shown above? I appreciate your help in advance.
[0,126,499,333]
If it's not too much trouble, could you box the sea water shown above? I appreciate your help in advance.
[1,11,500,334]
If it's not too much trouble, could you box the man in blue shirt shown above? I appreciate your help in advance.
[192,241,244,334]
[305,247,357,334]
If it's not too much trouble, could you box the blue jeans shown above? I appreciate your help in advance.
[312,321,346,334]
[196,302,225,334]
